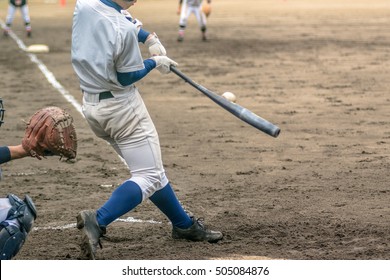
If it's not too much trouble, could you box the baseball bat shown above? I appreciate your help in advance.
[170,66,280,138]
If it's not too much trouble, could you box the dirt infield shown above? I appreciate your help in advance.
[1,0,389,260]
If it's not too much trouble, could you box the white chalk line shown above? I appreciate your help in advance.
[0,20,156,227]
[33,217,162,231]
[0,20,83,115]
[0,19,128,166]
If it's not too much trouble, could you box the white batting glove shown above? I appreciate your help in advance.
[152,56,178,74]
[145,33,167,56]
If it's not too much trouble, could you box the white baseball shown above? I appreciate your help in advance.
[222,91,237,103]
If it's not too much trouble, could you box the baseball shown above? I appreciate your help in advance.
[222,92,237,103]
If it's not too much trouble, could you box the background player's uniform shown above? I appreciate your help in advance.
[3,0,32,37]
[178,0,209,41]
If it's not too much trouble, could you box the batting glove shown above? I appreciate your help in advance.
[152,56,178,74]
[145,33,167,56]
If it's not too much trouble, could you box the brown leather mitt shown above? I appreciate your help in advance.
[22,107,77,160]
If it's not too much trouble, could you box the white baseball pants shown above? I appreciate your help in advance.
[82,88,169,201]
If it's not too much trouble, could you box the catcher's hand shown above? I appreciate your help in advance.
[22,107,77,160]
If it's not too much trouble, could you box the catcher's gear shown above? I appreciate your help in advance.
[0,194,37,260]
[0,224,25,260]
[0,97,4,127]
[7,194,37,233]
[22,107,77,160]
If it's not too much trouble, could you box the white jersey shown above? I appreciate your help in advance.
[185,0,203,7]
[179,0,207,28]
[71,0,144,95]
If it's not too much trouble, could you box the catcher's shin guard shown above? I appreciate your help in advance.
[0,194,37,259]
[7,194,37,234]
[0,223,26,260]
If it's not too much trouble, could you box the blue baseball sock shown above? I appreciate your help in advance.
[96,180,143,227]
[149,182,193,229]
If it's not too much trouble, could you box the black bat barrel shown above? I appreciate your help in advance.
[170,66,280,138]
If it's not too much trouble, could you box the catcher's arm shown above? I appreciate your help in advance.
[9,145,29,160]
[0,145,28,164]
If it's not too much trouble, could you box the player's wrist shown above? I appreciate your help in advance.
[9,145,28,160]
[145,32,158,47]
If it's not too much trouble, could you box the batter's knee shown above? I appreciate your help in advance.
[130,171,169,200]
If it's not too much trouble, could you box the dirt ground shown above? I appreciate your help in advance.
[0,0,389,260]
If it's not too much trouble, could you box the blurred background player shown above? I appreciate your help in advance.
[0,97,37,260]
[177,0,211,42]
[3,0,32,37]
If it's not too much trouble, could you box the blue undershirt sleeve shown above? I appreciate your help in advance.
[0,146,11,164]
[138,29,150,43]
[117,59,157,86]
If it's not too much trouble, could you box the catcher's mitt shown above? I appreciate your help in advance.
[22,107,77,160]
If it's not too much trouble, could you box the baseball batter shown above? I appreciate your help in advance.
[3,0,32,37]
[177,0,211,41]
[71,0,222,260]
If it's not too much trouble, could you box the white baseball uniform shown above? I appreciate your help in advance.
[179,0,207,28]
[5,0,31,33]
[72,1,222,252]
[72,0,168,200]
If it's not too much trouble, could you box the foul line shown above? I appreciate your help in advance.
[33,217,162,232]
[0,20,129,164]
[0,20,82,115]
[0,21,160,227]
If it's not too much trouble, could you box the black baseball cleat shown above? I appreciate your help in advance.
[172,216,223,243]
[76,210,106,260]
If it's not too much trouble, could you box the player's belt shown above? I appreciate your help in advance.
[99,91,114,101]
